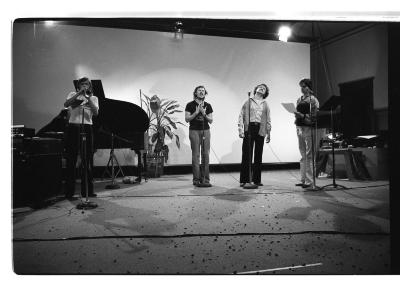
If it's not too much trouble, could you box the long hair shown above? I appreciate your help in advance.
[193,85,208,100]
[253,83,269,99]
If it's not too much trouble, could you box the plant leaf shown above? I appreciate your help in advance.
[166,104,180,110]
[176,121,187,127]
[151,132,158,143]
[165,128,173,139]
[164,115,177,129]
[175,134,180,149]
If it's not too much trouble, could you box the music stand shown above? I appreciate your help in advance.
[319,95,347,190]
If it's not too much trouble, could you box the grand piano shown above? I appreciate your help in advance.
[37,79,150,182]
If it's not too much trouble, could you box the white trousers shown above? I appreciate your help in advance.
[296,126,314,184]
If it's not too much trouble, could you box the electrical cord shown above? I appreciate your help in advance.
[13,230,390,243]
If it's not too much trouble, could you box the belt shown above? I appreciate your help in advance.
[249,122,260,126]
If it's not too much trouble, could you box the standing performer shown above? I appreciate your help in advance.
[294,78,319,188]
[64,77,99,199]
[185,86,214,186]
[238,84,271,187]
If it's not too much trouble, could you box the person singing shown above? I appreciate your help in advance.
[294,78,319,188]
[185,86,214,186]
[238,84,271,187]
[64,77,99,199]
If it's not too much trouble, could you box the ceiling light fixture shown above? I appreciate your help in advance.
[278,26,292,42]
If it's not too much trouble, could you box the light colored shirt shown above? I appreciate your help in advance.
[238,96,271,137]
[250,97,264,123]
[66,92,99,125]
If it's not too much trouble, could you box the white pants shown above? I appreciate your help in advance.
[296,126,314,184]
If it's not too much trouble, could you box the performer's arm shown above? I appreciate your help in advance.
[86,96,99,116]
[203,112,213,124]
[185,105,200,122]
[265,102,271,143]
[238,104,245,138]
[64,92,82,108]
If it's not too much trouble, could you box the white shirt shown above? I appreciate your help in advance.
[66,92,99,125]
[249,97,265,123]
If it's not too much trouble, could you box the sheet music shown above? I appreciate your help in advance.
[281,103,296,113]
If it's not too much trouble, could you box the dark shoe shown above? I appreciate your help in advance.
[88,193,97,197]
[295,183,305,187]
[255,183,263,186]
[302,183,312,188]
[193,181,200,186]
[240,183,245,187]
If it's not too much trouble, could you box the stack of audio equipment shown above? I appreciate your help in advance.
[12,126,63,208]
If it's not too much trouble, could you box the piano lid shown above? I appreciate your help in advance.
[73,79,150,134]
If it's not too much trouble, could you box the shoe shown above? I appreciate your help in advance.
[295,183,305,187]
[255,183,263,186]
[88,193,97,197]
[302,183,312,188]
[240,183,245,187]
[193,181,200,186]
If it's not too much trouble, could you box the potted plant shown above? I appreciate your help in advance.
[141,93,185,177]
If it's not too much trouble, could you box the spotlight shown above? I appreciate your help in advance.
[44,20,55,27]
[278,26,291,42]
[174,21,184,40]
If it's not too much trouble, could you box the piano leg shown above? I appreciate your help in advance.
[143,152,148,182]
[135,150,142,183]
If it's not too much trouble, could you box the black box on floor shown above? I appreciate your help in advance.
[12,138,63,208]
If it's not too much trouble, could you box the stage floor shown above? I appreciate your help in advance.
[12,170,390,274]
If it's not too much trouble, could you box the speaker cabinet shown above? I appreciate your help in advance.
[13,151,62,208]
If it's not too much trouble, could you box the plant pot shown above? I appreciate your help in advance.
[146,154,164,178]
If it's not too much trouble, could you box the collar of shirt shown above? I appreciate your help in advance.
[251,96,265,104]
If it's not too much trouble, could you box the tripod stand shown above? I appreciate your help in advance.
[319,95,347,190]
[197,102,211,188]
[102,132,124,189]
[77,104,98,210]
[243,92,258,189]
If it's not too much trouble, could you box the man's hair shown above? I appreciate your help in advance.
[253,83,269,99]
[193,85,208,99]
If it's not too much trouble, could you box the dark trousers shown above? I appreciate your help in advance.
[240,123,264,184]
[65,124,94,197]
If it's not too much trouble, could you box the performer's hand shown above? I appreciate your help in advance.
[199,105,206,115]
[265,134,271,143]
[195,104,201,115]
[294,111,303,119]
[239,133,244,138]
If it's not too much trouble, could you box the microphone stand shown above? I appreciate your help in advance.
[197,99,211,188]
[309,95,320,191]
[243,92,258,189]
[77,93,98,210]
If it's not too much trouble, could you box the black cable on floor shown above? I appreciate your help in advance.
[13,230,390,243]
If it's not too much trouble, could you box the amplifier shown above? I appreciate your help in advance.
[13,137,64,155]
[12,125,35,138]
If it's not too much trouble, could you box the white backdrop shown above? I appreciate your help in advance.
[13,23,310,165]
